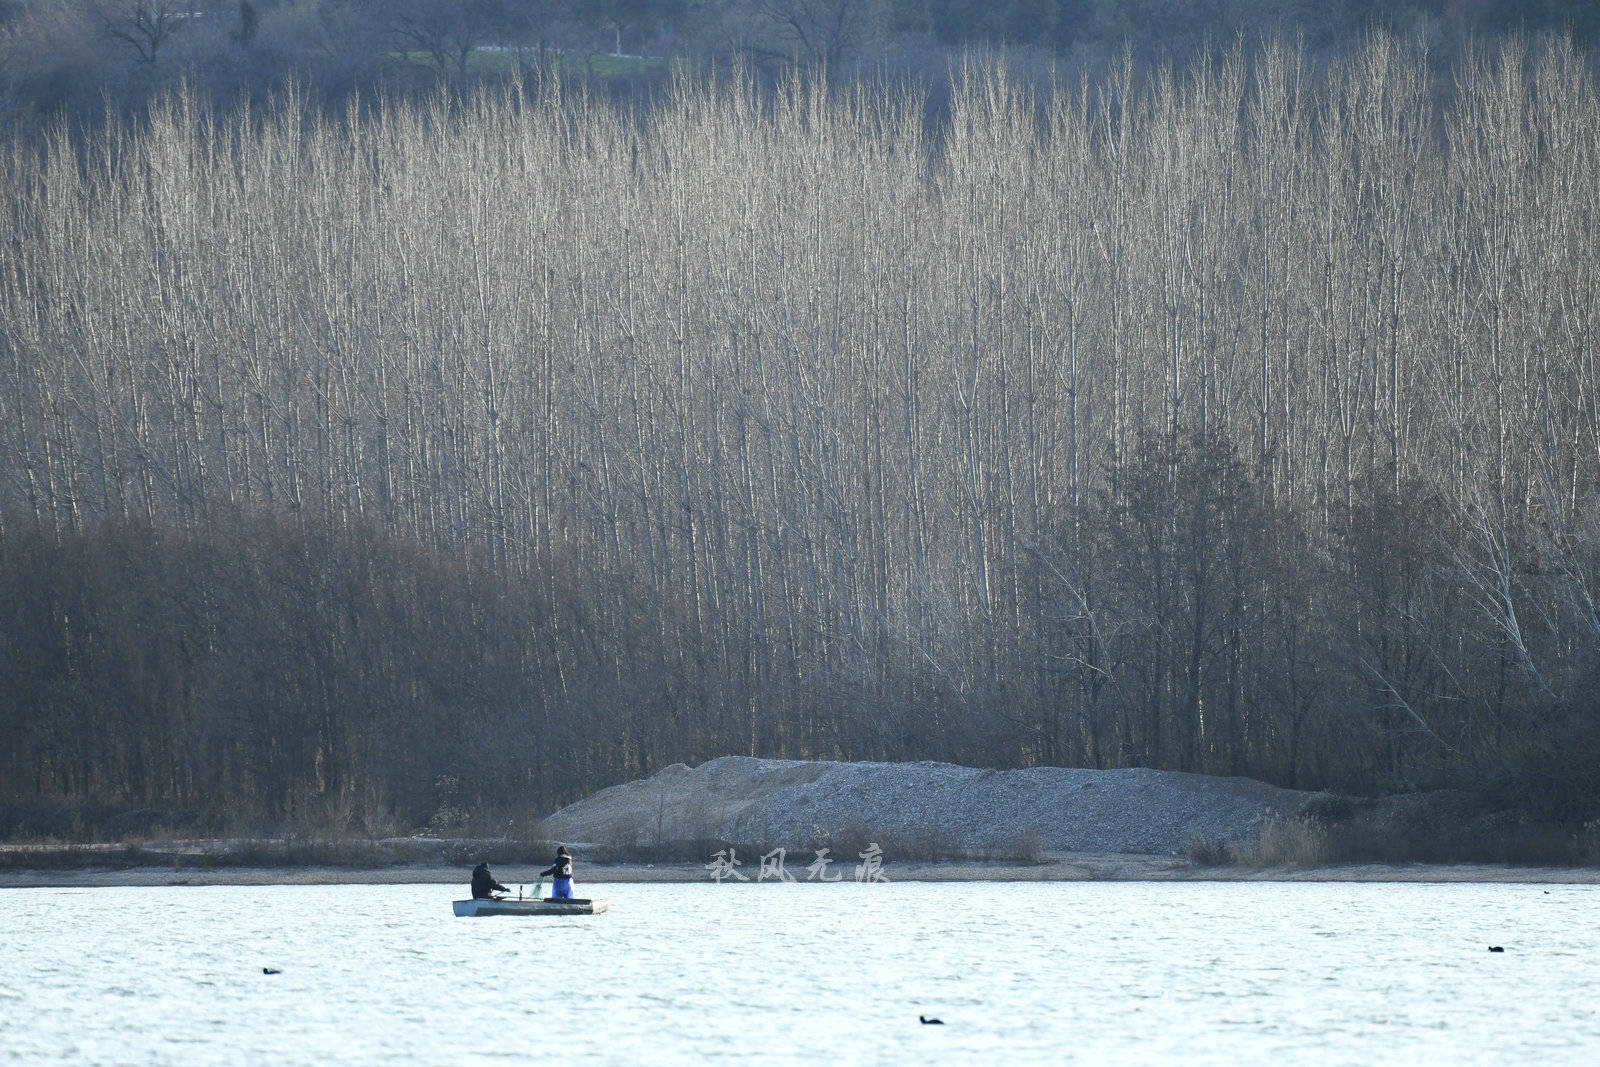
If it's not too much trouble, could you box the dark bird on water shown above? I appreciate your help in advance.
[263,967,282,974]
[1487,947,1504,953]
[920,1015,944,1025]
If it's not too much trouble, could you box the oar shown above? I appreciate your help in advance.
[535,878,545,901]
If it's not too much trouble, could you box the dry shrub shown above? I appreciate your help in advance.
[1250,815,1330,867]
[1000,830,1043,864]
[1574,820,1600,866]
[798,823,837,852]
[743,824,1033,863]
[286,789,403,840]
[834,820,875,859]
[223,837,388,867]
[1299,792,1356,823]
[0,844,94,870]
[602,814,647,850]
[1186,836,1235,867]
[641,797,718,848]
[890,827,959,861]
[1322,807,1585,865]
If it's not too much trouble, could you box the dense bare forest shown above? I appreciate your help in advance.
[3,31,1599,835]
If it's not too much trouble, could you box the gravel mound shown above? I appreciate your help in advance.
[541,757,1322,856]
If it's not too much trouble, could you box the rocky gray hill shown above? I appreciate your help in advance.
[540,757,1326,857]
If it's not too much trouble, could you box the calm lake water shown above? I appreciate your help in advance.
[2,881,1596,1064]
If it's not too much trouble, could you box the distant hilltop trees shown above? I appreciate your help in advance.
[2,1,1598,120]
[2,32,1599,833]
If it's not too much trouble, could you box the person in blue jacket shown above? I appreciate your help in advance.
[540,846,574,899]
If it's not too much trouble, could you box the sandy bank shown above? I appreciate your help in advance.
[540,756,1320,856]
[9,757,1590,888]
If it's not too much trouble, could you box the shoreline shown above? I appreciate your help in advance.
[5,854,1599,889]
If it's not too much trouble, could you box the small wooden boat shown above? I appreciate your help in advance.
[452,897,610,917]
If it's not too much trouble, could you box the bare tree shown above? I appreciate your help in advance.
[724,0,885,68]
[86,0,196,63]
[374,0,508,77]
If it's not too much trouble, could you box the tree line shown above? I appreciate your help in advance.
[4,1,1597,127]
[2,32,1599,832]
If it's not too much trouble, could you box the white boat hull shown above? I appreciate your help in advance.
[452,897,610,917]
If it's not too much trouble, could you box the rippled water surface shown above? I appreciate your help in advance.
[2,881,1597,1064]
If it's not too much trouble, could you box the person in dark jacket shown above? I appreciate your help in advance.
[471,861,508,900]
[539,846,574,899]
